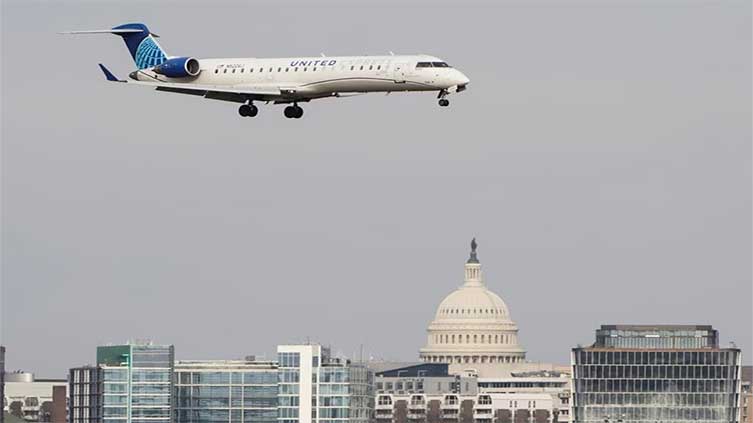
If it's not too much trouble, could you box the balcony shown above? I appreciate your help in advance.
[473,409,493,421]
[407,412,427,421]
[375,411,394,420]
[441,410,460,420]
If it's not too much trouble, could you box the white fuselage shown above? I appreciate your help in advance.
[131,54,470,100]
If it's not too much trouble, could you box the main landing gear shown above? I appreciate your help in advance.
[238,103,258,117]
[284,104,304,119]
[437,90,450,107]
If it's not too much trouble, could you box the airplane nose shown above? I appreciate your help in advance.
[455,71,470,91]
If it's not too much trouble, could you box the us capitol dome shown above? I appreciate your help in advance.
[419,239,526,370]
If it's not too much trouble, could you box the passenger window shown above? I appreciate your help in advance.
[223,69,227,73]
[268,67,272,72]
[350,66,354,71]
[377,65,381,70]
[214,69,218,74]
[285,68,289,72]
[313,67,317,71]
[360,65,364,70]
[259,68,263,73]
[232,69,236,73]
[241,68,244,73]
[277,67,281,72]
[304,67,307,72]
[295,67,298,72]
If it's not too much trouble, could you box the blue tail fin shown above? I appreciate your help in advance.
[111,23,168,69]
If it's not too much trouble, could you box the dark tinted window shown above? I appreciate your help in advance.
[432,62,450,67]
[416,62,432,68]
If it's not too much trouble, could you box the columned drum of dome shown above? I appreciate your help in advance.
[419,241,526,372]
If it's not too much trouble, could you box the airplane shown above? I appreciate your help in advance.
[62,23,470,119]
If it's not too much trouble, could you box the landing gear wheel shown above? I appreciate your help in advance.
[239,104,258,117]
[285,105,304,119]
[439,98,450,107]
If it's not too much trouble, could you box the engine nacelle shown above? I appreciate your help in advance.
[153,57,200,78]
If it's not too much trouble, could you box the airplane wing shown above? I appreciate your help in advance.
[134,80,284,103]
[99,64,288,103]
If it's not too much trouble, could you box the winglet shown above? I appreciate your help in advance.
[98,63,121,82]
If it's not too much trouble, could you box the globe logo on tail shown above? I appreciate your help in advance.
[135,36,167,69]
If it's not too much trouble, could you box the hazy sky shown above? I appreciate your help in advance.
[1,0,750,377]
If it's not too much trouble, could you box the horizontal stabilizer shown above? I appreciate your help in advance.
[59,29,144,35]
[98,64,122,82]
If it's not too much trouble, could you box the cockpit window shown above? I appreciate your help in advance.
[416,61,451,69]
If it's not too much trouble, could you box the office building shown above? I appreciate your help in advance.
[741,366,752,423]
[373,363,563,423]
[1,346,4,423]
[173,358,278,423]
[277,344,372,423]
[3,371,67,422]
[571,325,743,422]
[69,342,174,423]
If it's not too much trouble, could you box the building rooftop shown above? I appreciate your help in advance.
[375,363,449,378]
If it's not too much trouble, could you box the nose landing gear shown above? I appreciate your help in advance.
[284,104,304,119]
[437,90,450,107]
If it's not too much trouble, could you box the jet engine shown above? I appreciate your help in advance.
[153,57,200,78]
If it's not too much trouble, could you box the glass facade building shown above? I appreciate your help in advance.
[571,325,742,423]
[174,359,278,423]
[276,345,373,423]
[69,343,174,423]
[69,343,370,423]
[1,346,5,423]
